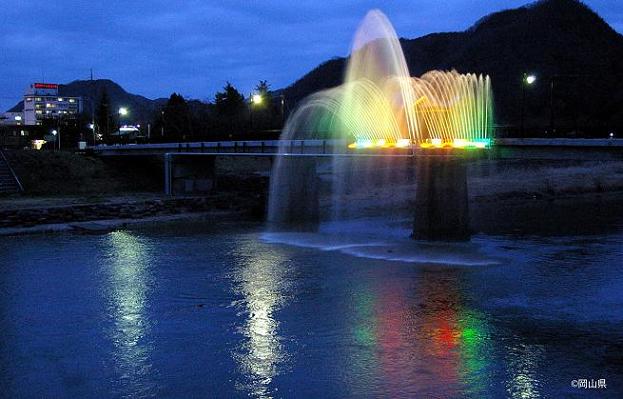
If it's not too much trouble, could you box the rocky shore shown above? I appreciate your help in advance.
[0,193,265,231]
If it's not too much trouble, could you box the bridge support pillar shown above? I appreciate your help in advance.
[164,154,216,195]
[413,157,470,241]
[268,157,319,230]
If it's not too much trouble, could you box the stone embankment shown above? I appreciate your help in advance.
[0,194,265,229]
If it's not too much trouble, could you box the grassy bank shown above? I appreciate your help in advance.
[4,149,161,195]
[470,160,623,200]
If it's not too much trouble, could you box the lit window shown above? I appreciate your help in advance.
[35,110,43,114]
[58,98,63,101]
[35,97,42,101]
[69,98,75,103]
[26,97,33,102]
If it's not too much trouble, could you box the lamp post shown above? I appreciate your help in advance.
[118,107,128,141]
[51,129,58,151]
[520,73,536,137]
[89,123,96,144]
[56,111,63,151]
[249,93,262,132]
[280,94,285,125]
[118,107,128,125]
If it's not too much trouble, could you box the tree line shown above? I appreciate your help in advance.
[95,80,285,143]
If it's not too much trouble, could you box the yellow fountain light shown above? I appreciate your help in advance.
[349,139,376,149]
[417,138,492,150]
[396,138,411,148]
[452,139,468,148]
[376,139,387,147]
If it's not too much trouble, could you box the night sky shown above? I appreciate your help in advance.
[1,0,621,111]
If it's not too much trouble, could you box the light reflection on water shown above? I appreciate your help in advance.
[229,240,292,398]
[1,219,623,398]
[345,269,500,398]
[104,231,157,397]
[505,343,545,399]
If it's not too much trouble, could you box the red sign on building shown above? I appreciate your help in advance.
[33,83,59,89]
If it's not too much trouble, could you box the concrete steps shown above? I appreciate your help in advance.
[0,151,22,194]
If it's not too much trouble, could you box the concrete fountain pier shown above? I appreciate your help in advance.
[412,155,469,241]
[412,149,486,241]
[267,157,320,230]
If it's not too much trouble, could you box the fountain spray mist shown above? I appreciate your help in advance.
[268,9,494,227]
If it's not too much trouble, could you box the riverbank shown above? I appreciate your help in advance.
[0,210,246,236]
[3,149,161,194]
[3,152,623,236]
[0,191,265,235]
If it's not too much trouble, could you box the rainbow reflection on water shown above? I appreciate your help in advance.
[280,10,494,150]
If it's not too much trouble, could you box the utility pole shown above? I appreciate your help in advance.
[91,68,96,144]
[549,78,555,135]
[520,72,536,137]
[57,114,62,151]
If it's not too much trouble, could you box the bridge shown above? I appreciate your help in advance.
[91,137,623,160]
[89,138,623,241]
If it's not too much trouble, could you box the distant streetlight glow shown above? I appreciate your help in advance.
[525,75,536,85]
[118,107,128,116]
[252,94,263,104]
[51,129,57,135]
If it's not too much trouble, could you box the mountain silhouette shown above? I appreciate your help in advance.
[284,0,623,133]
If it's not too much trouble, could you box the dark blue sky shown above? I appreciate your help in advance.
[1,0,621,111]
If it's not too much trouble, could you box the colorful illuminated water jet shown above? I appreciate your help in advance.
[279,9,494,150]
[268,9,494,233]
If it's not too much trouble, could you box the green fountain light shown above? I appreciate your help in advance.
[278,10,494,152]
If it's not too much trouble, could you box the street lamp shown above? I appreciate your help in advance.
[249,94,263,132]
[521,73,536,136]
[88,123,96,144]
[51,129,58,151]
[251,94,263,105]
[118,107,128,139]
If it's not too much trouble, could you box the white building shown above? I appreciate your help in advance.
[0,112,24,126]
[23,83,82,126]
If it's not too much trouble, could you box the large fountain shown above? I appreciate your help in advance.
[267,9,494,242]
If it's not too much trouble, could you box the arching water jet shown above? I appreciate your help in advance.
[267,9,493,241]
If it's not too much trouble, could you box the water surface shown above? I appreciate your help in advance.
[1,218,622,398]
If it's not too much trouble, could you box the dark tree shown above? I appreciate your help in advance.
[255,80,273,104]
[214,82,246,135]
[252,80,277,132]
[161,93,193,141]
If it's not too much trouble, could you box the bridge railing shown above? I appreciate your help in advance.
[91,139,350,155]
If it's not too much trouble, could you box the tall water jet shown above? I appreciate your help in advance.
[267,9,493,239]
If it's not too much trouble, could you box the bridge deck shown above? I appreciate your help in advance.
[91,138,623,161]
